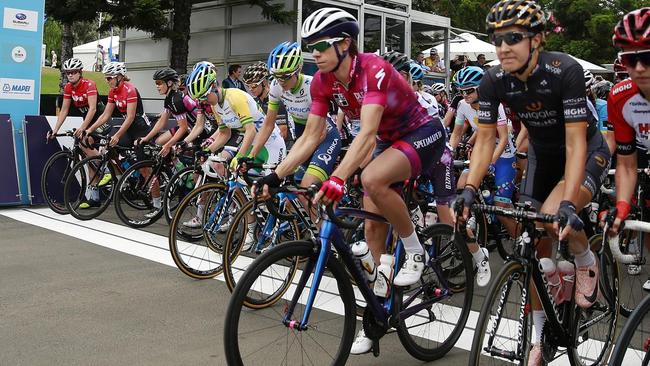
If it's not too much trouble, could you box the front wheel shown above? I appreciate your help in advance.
[114,160,169,228]
[223,241,356,366]
[41,150,77,215]
[609,294,650,366]
[64,155,116,221]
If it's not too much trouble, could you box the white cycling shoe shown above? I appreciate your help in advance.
[394,251,428,287]
[476,247,492,287]
[350,329,373,355]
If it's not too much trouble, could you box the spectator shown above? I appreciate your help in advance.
[222,64,247,91]
[424,49,445,73]
[414,52,431,72]
[450,54,468,72]
[51,50,58,68]
[473,54,488,69]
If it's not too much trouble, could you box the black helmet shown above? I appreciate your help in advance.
[153,67,179,82]
[381,51,410,74]
[486,0,546,34]
[591,80,613,100]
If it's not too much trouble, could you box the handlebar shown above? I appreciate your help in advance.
[607,220,650,264]
[470,203,556,224]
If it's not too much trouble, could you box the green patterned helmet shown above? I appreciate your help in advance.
[187,61,217,99]
[267,41,303,75]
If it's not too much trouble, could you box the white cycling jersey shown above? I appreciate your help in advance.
[268,74,312,128]
[455,100,516,159]
[417,91,439,120]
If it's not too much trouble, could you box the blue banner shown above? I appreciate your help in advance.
[0,1,45,204]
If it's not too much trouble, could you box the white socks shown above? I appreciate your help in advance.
[532,310,546,345]
[574,247,595,268]
[401,230,423,255]
[471,247,487,265]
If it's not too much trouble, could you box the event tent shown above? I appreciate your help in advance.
[423,33,496,61]
[72,36,119,71]
[486,55,608,73]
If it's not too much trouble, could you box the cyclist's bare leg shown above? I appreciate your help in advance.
[299,172,324,223]
[436,203,454,225]
[363,196,389,264]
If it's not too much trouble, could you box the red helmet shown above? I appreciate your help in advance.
[613,57,627,73]
[612,7,650,49]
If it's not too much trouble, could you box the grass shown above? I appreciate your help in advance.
[41,67,110,95]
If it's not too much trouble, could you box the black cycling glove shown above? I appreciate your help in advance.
[556,200,584,231]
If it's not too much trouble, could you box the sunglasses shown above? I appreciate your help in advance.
[619,50,650,68]
[272,70,299,82]
[154,80,165,85]
[65,71,80,76]
[460,87,478,96]
[105,76,117,81]
[305,37,344,53]
[490,31,534,47]
[245,80,263,89]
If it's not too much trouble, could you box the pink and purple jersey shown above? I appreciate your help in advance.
[310,53,431,142]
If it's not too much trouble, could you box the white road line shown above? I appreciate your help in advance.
[3,207,642,365]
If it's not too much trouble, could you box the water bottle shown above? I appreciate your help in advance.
[482,189,494,205]
[374,254,395,298]
[174,159,185,174]
[351,241,376,284]
[410,206,425,227]
[557,260,575,304]
[539,258,563,304]
[589,202,599,224]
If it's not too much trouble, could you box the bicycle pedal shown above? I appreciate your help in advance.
[372,339,380,357]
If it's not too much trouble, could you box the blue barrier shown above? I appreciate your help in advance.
[0,114,21,204]
[25,115,64,205]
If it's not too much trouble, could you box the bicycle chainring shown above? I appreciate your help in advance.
[362,306,388,340]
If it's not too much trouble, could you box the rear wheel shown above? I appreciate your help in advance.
[114,160,170,228]
[42,150,77,215]
[163,166,203,224]
[64,155,116,221]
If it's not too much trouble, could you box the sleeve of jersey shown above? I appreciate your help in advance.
[126,87,138,104]
[86,81,98,96]
[361,62,389,107]
[454,106,465,126]
[561,64,589,125]
[477,75,499,128]
[63,83,72,99]
[497,104,508,126]
[267,83,281,111]
[309,75,330,118]
[230,93,254,127]
[107,88,115,103]
[608,94,636,155]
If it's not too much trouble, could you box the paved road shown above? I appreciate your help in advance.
[1,207,646,365]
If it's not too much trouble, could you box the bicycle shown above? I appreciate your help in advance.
[468,203,619,365]
[223,186,474,365]
[161,144,206,225]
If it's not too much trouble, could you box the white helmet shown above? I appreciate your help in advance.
[103,62,127,76]
[431,83,446,94]
[193,61,216,71]
[301,7,359,43]
[62,58,83,71]
[584,69,595,89]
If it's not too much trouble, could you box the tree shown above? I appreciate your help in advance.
[43,19,62,64]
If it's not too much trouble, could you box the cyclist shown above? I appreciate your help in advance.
[614,57,630,84]
[430,83,449,118]
[408,62,439,118]
[242,61,290,143]
[253,41,342,190]
[254,8,446,355]
[183,62,223,147]
[584,70,616,154]
[49,58,107,142]
[455,1,611,363]
[607,8,650,287]
[184,62,286,246]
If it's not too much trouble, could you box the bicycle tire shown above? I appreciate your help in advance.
[567,239,619,366]
[396,223,474,361]
[609,294,650,366]
[222,199,301,306]
[616,228,647,318]
[163,166,201,224]
[64,155,116,221]
[469,261,532,365]
[223,240,356,366]
[41,150,77,215]
[168,182,232,279]
[114,160,169,228]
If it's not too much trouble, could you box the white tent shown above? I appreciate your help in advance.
[423,33,497,61]
[487,55,608,73]
[72,36,119,71]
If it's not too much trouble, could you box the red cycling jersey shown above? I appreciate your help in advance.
[310,53,430,142]
[63,78,98,110]
[107,81,145,117]
[609,79,650,155]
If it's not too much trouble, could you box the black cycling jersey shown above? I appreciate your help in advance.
[478,51,599,154]
[164,91,198,127]
[449,95,463,111]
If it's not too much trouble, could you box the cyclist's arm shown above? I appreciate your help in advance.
[515,124,528,152]
[208,127,232,152]
[114,102,136,139]
[443,108,455,129]
[88,102,114,132]
[52,98,72,134]
[80,94,98,131]
[237,122,256,159]
[604,130,616,155]
[274,114,325,178]
[184,113,205,143]
[449,120,468,150]
[465,125,496,188]
[250,108,278,158]
[615,153,638,205]
[330,104,382,181]
[164,118,189,148]
[492,123,508,164]
[143,110,169,142]
[562,123,588,204]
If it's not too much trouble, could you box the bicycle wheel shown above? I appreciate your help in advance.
[223,241,356,365]
[64,155,116,221]
[168,182,235,279]
[469,261,533,365]
[114,160,170,228]
[222,199,301,303]
[396,223,474,361]
[614,229,648,317]
[568,238,619,366]
[41,150,78,215]
[163,166,202,224]
[610,294,650,366]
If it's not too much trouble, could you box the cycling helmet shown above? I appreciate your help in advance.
[486,0,546,34]
[62,58,83,71]
[381,51,410,73]
[243,61,269,84]
[193,61,216,72]
[102,62,127,76]
[301,7,359,43]
[409,62,425,81]
[612,8,650,49]
[583,69,595,89]
[614,57,627,73]
[591,80,613,100]
[455,66,485,88]
[268,42,303,75]
[153,67,179,82]
[187,62,217,99]
[431,83,446,95]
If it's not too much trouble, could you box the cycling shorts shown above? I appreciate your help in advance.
[520,133,610,209]
[424,145,456,205]
[373,120,445,179]
[494,156,517,204]
[110,116,151,147]
[300,118,342,182]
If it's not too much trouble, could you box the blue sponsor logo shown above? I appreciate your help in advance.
[2,84,10,92]
[16,13,27,21]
